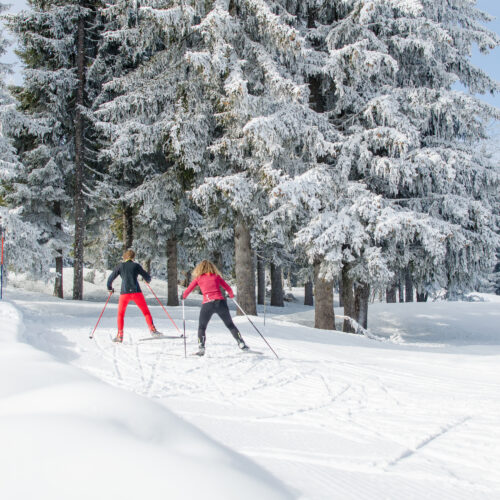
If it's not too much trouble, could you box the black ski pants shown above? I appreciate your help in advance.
[198,299,241,346]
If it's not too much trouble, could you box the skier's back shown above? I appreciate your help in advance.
[107,249,160,342]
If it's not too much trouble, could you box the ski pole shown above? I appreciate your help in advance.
[145,281,182,334]
[230,298,279,359]
[89,290,113,339]
[182,299,187,358]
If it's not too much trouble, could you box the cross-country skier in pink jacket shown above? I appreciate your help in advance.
[183,260,248,356]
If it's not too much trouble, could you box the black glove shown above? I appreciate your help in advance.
[108,288,114,293]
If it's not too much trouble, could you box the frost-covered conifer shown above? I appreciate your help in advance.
[493,249,500,295]
[269,0,500,328]
[94,0,211,304]
[4,0,105,298]
[0,1,17,184]
[0,3,63,287]
[188,0,340,316]
[340,0,499,299]
[1,4,51,279]
[0,206,53,279]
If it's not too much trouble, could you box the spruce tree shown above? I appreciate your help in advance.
[94,0,210,303]
[0,0,18,186]
[5,0,105,299]
[1,2,55,279]
[188,0,339,316]
[269,0,500,329]
[329,0,500,307]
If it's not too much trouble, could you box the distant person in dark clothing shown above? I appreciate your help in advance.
[182,259,248,356]
[107,249,159,342]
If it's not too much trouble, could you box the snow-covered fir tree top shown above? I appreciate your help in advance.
[0,1,18,183]
[187,0,342,263]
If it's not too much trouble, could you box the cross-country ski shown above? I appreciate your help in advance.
[138,334,185,341]
[239,349,264,355]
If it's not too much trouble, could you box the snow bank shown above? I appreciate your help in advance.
[0,300,294,500]
[369,297,500,347]
[269,292,500,349]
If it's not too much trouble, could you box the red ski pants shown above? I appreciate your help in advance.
[117,292,154,331]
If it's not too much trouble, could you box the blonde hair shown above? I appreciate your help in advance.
[123,249,135,261]
[192,260,221,278]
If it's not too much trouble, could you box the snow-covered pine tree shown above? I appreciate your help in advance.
[270,0,500,329]
[1,4,70,296]
[0,5,50,283]
[188,0,339,318]
[493,247,500,295]
[0,206,54,281]
[94,0,212,305]
[0,1,17,186]
[476,132,500,296]
[4,0,105,299]
[333,0,499,306]
[0,6,55,281]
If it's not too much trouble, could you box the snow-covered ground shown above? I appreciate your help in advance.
[2,270,500,499]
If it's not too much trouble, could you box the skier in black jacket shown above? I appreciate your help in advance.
[107,249,159,342]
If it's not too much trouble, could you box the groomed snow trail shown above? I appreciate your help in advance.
[11,288,500,500]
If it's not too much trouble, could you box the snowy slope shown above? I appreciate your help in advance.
[0,299,293,500]
[3,272,500,499]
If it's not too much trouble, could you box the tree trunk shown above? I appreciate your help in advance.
[270,262,284,307]
[341,263,355,333]
[144,259,151,274]
[167,236,179,306]
[53,201,63,299]
[123,204,134,250]
[234,217,256,315]
[72,14,86,301]
[398,278,405,302]
[416,291,428,302]
[338,274,343,307]
[405,268,414,302]
[213,250,223,274]
[307,10,326,112]
[314,261,335,330]
[354,282,370,330]
[257,253,265,305]
[304,279,314,306]
[386,284,397,303]
[54,253,64,299]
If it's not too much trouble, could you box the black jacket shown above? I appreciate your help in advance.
[107,260,151,294]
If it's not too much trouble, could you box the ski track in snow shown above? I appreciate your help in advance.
[10,289,500,500]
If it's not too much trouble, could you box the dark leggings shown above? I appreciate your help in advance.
[198,300,242,346]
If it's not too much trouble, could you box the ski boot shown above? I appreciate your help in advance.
[233,330,249,351]
[238,340,249,351]
[150,326,162,338]
[113,331,124,343]
[195,342,205,356]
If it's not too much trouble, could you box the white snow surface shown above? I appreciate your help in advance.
[2,270,500,499]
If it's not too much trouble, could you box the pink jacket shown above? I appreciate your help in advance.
[182,273,234,304]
